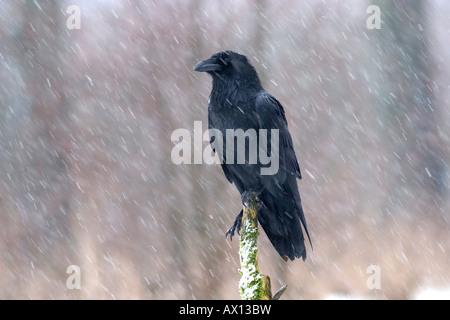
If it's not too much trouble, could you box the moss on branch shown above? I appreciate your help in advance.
[238,192,272,300]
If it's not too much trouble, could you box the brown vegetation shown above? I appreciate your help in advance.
[0,0,449,299]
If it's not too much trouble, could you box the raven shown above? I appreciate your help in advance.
[194,50,311,261]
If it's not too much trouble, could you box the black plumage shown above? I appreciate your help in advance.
[194,50,311,261]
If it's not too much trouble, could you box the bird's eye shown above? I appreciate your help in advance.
[218,53,230,66]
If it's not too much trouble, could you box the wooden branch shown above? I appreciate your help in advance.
[238,192,284,300]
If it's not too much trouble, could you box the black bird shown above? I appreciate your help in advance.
[194,50,311,261]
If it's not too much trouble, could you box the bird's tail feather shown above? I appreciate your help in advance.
[257,193,311,261]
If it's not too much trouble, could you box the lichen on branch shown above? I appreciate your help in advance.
[238,192,271,300]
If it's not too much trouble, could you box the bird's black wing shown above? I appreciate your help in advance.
[254,91,302,182]
[255,91,311,259]
[207,91,302,189]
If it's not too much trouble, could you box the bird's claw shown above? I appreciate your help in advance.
[241,190,261,207]
[225,210,243,241]
[241,190,267,211]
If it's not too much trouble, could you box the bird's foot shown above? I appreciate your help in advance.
[241,190,266,211]
[225,210,243,241]
[241,190,261,207]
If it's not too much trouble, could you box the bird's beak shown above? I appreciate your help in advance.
[194,59,222,72]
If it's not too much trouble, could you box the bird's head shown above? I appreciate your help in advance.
[194,50,261,86]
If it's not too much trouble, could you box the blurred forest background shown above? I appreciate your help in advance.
[1,0,449,299]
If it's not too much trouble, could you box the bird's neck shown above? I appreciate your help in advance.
[210,75,263,107]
